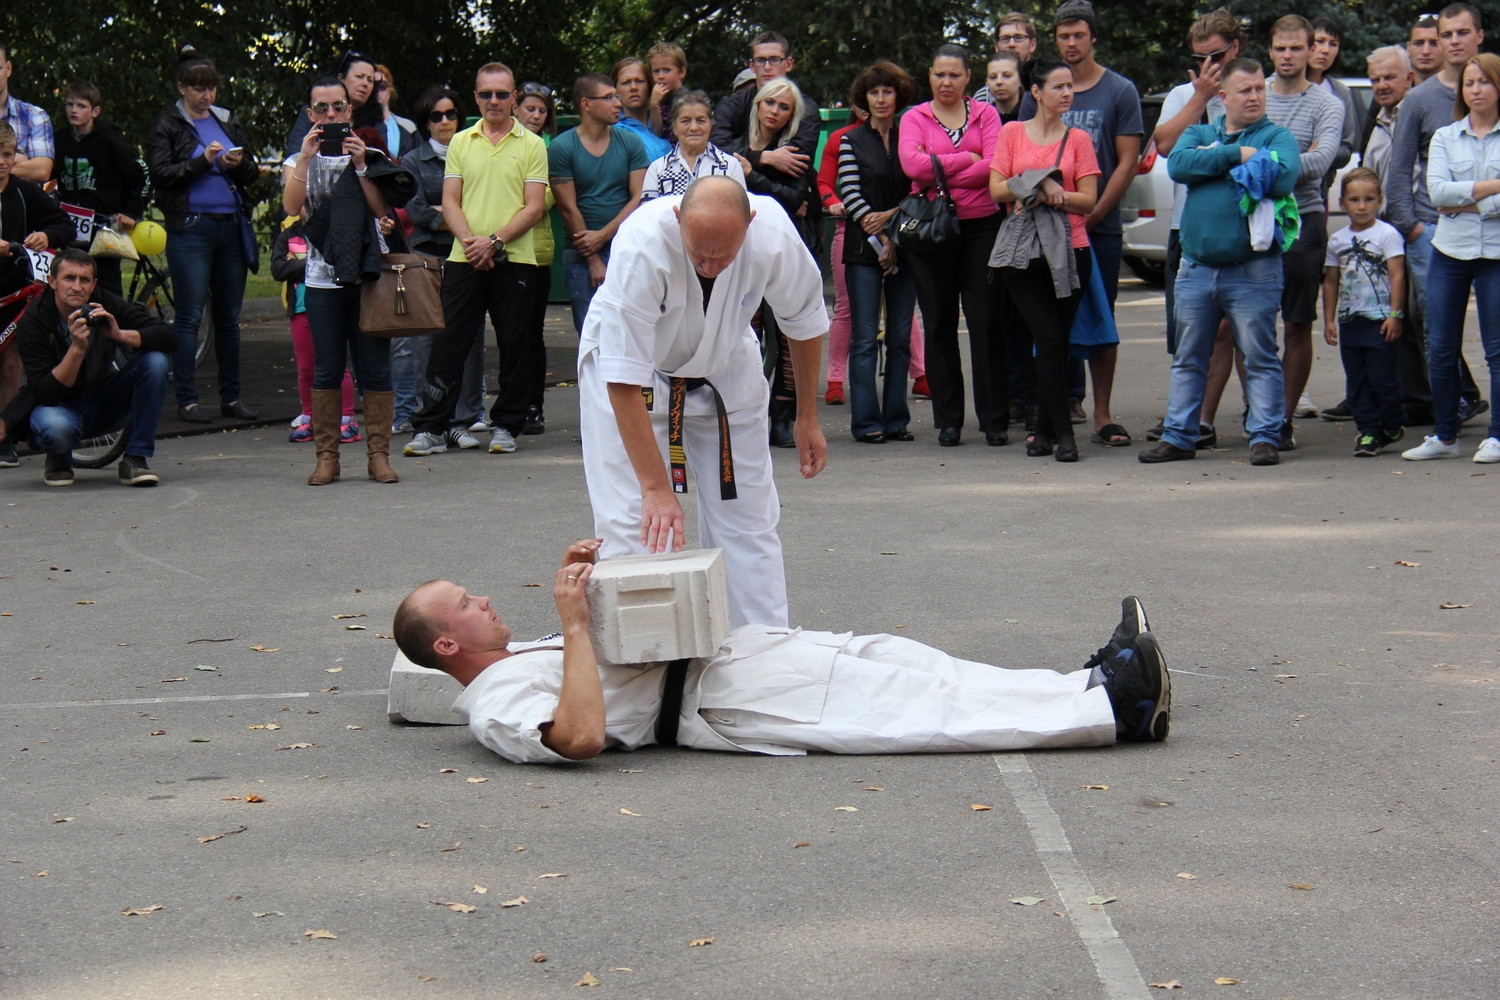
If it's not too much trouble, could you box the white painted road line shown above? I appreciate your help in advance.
[1,689,389,710]
[995,753,1152,1000]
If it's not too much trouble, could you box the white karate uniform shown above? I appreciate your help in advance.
[577,195,829,629]
[454,626,1117,765]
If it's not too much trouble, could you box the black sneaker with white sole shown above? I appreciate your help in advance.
[44,454,74,487]
[118,455,159,486]
[0,443,18,468]
[1097,631,1170,742]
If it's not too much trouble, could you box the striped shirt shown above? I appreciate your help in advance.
[1264,81,1344,214]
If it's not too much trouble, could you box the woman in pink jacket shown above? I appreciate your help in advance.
[897,43,1007,448]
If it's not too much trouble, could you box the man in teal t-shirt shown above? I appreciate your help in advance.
[549,72,649,333]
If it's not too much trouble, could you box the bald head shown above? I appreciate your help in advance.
[392,580,513,684]
[674,177,755,278]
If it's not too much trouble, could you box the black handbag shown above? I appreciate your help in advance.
[889,154,960,255]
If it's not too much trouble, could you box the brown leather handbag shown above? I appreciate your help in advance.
[359,254,444,337]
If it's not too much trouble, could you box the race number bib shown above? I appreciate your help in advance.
[25,247,56,281]
[61,203,96,244]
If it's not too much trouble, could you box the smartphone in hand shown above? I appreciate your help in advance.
[319,123,351,157]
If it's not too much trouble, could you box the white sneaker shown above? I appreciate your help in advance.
[290,413,310,429]
[403,431,447,456]
[1474,437,1500,463]
[446,427,480,450]
[467,418,490,433]
[1293,392,1319,418]
[1401,435,1460,461]
[488,428,517,453]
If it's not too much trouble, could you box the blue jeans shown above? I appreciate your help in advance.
[845,261,915,437]
[165,214,248,407]
[564,245,610,334]
[1167,255,1285,450]
[1425,249,1500,441]
[30,351,169,461]
[304,285,392,393]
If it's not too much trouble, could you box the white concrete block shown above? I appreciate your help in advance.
[387,650,467,724]
[588,548,729,664]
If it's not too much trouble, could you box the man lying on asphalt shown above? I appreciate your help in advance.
[392,539,1171,764]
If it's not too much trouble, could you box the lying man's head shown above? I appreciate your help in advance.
[393,580,513,684]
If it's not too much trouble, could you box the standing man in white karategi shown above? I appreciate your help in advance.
[390,540,1172,765]
[577,176,828,629]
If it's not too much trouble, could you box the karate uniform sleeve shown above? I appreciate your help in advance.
[588,211,673,385]
[754,206,829,342]
[456,663,570,765]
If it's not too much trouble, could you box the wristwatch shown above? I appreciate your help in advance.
[489,234,505,254]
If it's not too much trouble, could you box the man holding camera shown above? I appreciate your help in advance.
[17,248,172,486]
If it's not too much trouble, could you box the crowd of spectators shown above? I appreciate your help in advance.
[2,2,1499,486]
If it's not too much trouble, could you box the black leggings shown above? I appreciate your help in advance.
[1002,247,1092,439]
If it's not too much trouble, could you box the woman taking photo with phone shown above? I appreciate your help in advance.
[283,76,415,486]
[145,45,260,425]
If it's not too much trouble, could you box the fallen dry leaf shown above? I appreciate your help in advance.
[304,929,338,940]
[1176,873,1199,880]
[532,954,547,963]
[276,743,314,751]
[1148,981,1182,989]
[1395,560,1420,568]
[466,777,488,784]
[121,904,164,916]
[689,937,714,947]
[148,730,166,736]
[1214,977,1240,985]
[343,625,366,631]
[440,842,462,853]
[160,677,187,683]
[52,817,73,823]
[574,973,600,987]
[864,786,884,791]
[34,871,48,877]
[1080,784,1110,791]
[620,808,641,816]
[253,911,285,918]
[76,600,94,605]
[196,825,248,843]
[970,804,992,811]
[1287,883,1314,890]
[513,845,525,852]
[1010,896,1045,906]
[793,841,811,848]
[430,900,477,914]
[243,794,264,803]
[332,613,366,620]
[417,976,436,982]
[345,725,363,731]
[325,666,344,673]
[249,645,280,652]
[439,768,457,773]
[834,805,858,812]
[416,822,431,829]
[472,885,487,894]
[609,967,632,972]
[537,873,567,879]
[501,895,528,908]
[1086,895,1118,905]
[1440,603,1472,609]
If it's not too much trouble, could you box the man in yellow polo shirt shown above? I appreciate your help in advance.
[406,61,548,457]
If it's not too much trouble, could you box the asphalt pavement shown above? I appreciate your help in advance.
[3,281,1496,999]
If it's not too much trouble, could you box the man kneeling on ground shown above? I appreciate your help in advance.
[393,539,1172,764]
[17,248,172,486]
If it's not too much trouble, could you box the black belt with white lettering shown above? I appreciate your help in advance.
[654,658,691,747]
[666,376,737,501]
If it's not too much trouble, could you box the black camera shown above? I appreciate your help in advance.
[75,305,110,335]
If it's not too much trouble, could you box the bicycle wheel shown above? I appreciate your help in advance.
[72,419,131,469]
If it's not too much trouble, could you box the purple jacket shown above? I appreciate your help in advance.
[897,101,1001,220]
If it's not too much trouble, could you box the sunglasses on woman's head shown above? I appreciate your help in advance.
[522,82,552,98]
[428,108,460,123]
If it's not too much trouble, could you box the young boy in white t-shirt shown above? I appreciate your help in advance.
[1322,168,1406,456]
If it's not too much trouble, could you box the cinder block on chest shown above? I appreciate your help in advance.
[588,548,729,664]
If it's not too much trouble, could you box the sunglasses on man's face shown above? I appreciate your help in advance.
[476,89,512,102]
[311,100,350,115]
[428,108,460,123]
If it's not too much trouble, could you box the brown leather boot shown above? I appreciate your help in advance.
[362,390,399,483]
[307,389,342,486]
